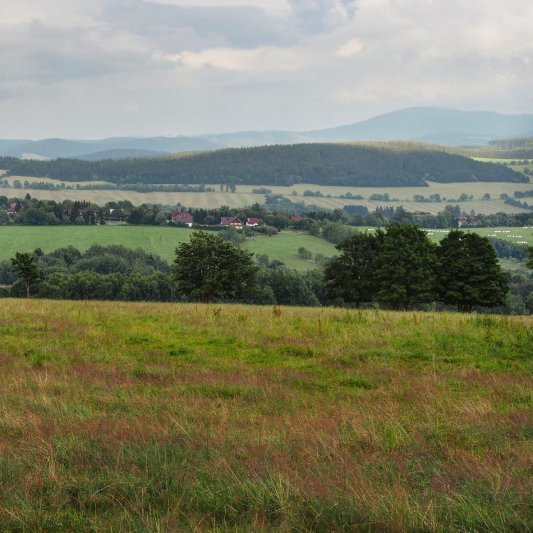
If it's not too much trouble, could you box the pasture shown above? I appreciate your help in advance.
[0,299,531,531]
[0,226,338,269]
[423,226,533,247]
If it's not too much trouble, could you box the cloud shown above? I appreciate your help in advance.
[336,38,363,57]
[0,0,531,138]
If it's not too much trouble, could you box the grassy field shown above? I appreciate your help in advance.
[2,175,532,213]
[3,175,113,187]
[0,226,338,269]
[0,300,531,531]
[423,227,533,246]
[0,226,531,270]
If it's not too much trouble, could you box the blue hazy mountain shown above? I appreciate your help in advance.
[1,107,533,159]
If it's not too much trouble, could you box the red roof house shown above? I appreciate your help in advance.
[172,211,194,226]
[220,216,243,227]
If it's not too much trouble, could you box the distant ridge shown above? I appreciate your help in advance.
[1,107,533,160]
[306,107,533,146]
[78,149,167,161]
[1,142,526,187]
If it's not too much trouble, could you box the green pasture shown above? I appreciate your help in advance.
[0,225,338,269]
[0,300,531,531]
[423,226,533,246]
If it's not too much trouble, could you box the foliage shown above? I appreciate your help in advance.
[436,231,510,312]
[373,225,437,309]
[10,252,42,297]
[173,231,258,301]
[0,142,525,187]
[324,232,381,306]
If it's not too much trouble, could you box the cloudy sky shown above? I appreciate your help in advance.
[1,0,532,139]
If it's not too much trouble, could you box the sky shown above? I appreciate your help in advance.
[1,0,532,139]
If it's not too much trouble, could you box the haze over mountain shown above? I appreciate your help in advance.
[2,107,533,161]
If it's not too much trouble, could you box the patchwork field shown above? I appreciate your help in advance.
[2,175,532,213]
[0,226,338,269]
[0,300,531,531]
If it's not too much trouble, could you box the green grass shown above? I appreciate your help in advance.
[0,300,531,531]
[0,225,191,262]
[243,232,337,269]
[423,227,533,246]
[0,226,338,269]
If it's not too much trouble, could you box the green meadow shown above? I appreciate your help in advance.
[0,300,531,531]
[0,226,338,269]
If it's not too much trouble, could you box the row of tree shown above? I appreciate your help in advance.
[4,194,533,231]
[4,228,532,312]
[325,226,514,311]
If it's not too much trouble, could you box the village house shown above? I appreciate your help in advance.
[246,217,261,227]
[457,216,468,228]
[172,211,194,227]
[6,202,20,217]
[220,216,244,228]
[79,207,101,224]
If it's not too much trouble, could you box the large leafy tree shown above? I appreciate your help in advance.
[10,252,42,298]
[435,230,509,312]
[324,232,381,306]
[173,231,258,302]
[373,224,437,309]
[527,246,533,270]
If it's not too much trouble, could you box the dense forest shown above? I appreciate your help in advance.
[0,142,525,187]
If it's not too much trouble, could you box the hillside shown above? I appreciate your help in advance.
[0,299,531,530]
[454,137,533,159]
[2,108,533,159]
[308,107,533,146]
[0,142,526,187]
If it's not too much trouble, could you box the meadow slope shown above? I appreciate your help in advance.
[0,226,338,269]
[0,300,531,531]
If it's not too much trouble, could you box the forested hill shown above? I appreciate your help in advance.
[0,142,526,187]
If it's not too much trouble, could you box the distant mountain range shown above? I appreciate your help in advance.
[2,107,533,160]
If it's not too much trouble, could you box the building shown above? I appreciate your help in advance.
[172,211,194,227]
[220,216,244,228]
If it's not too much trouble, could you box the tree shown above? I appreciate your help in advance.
[527,246,533,270]
[373,225,437,309]
[324,232,380,306]
[435,231,509,312]
[10,252,42,297]
[173,231,258,301]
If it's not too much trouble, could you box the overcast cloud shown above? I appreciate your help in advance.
[0,0,531,138]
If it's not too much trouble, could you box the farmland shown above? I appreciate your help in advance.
[0,299,531,531]
[0,226,338,269]
[1,173,532,214]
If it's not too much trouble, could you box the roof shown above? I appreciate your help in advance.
[220,216,243,225]
[247,217,260,224]
[172,211,193,223]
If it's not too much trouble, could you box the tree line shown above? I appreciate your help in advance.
[3,194,533,231]
[0,142,525,187]
[4,228,532,313]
